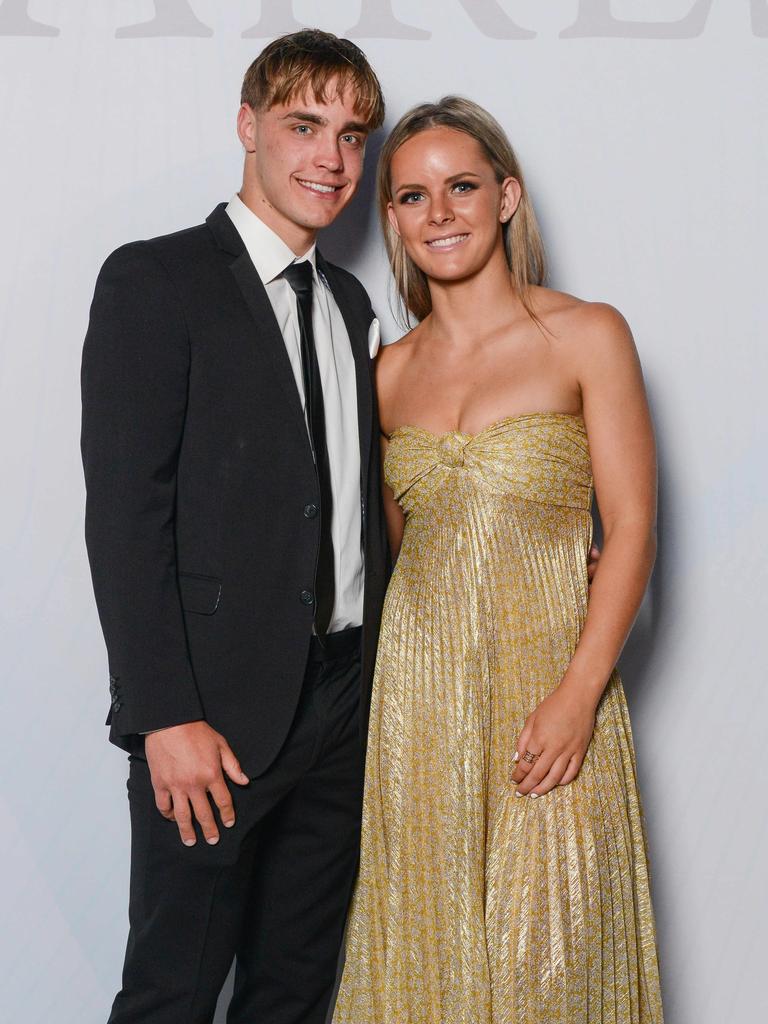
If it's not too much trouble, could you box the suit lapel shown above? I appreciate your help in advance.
[317,253,374,498]
[206,204,310,453]
[205,205,375,494]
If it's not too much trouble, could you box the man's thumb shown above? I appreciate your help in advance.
[219,741,249,785]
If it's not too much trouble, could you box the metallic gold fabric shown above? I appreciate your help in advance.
[333,413,664,1024]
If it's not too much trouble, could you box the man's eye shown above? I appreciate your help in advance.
[341,134,362,146]
[400,192,424,204]
[294,124,312,135]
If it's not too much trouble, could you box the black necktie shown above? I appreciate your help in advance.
[282,261,335,636]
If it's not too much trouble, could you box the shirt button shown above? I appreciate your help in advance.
[300,590,314,606]
[303,503,318,519]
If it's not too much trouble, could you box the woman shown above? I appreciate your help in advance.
[333,97,664,1023]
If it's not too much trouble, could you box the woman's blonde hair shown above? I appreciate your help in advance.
[377,96,546,327]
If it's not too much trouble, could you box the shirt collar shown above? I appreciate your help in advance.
[225,193,318,285]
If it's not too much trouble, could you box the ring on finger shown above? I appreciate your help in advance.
[522,749,541,764]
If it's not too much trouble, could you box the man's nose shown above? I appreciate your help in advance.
[315,138,343,172]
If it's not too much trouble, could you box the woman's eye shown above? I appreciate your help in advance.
[400,192,424,204]
[452,181,477,194]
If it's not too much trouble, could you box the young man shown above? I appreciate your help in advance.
[81,30,388,1024]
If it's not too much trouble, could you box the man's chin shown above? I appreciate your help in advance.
[300,205,350,231]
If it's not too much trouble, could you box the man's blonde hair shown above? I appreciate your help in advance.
[241,29,385,131]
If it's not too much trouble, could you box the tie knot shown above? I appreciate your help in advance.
[282,260,314,297]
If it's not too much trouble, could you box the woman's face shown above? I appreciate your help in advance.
[386,126,520,284]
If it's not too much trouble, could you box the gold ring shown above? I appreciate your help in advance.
[523,749,541,764]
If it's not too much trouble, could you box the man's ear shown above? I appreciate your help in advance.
[386,202,401,238]
[237,103,258,154]
[499,176,522,223]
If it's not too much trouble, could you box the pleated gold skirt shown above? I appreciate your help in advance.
[333,414,664,1023]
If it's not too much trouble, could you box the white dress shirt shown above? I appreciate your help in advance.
[226,194,363,631]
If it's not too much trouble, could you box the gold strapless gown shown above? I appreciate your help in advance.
[333,413,664,1024]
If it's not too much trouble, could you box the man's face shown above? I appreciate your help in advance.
[238,80,369,252]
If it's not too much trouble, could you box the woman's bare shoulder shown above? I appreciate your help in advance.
[531,287,633,351]
[375,326,422,384]
[375,326,424,435]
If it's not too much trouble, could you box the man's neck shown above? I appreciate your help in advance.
[237,185,316,258]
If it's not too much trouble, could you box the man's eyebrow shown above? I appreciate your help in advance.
[282,110,327,126]
[280,111,369,135]
[394,171,481,192]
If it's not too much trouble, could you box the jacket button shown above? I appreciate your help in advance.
[300,589,314,606]
[303,503,318,519]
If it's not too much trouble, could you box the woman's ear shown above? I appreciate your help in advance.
[386,201,401,238]
[499,176,522,223]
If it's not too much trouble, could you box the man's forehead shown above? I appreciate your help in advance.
[267,81,368,123]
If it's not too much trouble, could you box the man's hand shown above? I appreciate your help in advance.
[145,721,249,847]
[587,543,601,583]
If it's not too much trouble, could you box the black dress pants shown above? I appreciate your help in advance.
[108,630,364,1024]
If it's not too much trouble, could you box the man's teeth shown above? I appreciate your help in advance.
[299,179,339,193]
[427,234,469,248]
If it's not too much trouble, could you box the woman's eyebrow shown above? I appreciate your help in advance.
[394,171,480,193]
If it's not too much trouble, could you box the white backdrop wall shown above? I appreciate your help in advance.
[1,2,766,1022]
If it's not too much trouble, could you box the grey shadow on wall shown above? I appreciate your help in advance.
[318,128,385,269]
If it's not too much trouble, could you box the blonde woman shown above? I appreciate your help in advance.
[333,97,664,1024]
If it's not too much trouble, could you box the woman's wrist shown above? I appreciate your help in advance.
[557,664,609,709]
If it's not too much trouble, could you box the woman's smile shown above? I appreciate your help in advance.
[425,232,471,251]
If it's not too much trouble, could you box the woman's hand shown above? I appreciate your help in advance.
[511,684,598,798]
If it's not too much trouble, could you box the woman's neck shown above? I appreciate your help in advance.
[425,246,524,347]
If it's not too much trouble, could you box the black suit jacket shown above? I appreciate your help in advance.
[81,203,389,777]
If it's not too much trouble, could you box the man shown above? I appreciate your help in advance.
[82,30,388,1024]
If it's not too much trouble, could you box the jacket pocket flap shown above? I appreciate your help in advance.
[178,573,222,615]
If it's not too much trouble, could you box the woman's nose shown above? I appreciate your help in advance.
[428,199,454,225]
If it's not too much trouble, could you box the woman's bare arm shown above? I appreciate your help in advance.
[563,303,657,704]
[512,302,657,796]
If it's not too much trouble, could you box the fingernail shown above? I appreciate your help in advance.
[511,751,519,763]
[207,836,219,845]
[223,819,235,828]
[183,839,196,847]
[530,793,540,799]
[515,790,523,798]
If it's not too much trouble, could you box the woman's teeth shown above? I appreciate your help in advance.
[427,234,469,248]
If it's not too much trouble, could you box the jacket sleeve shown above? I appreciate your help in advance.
[81,241,205,736]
